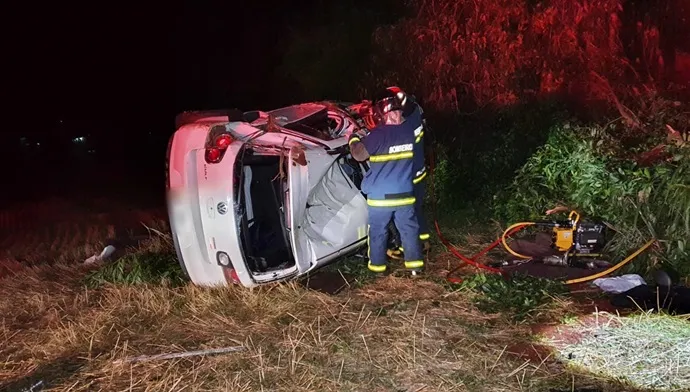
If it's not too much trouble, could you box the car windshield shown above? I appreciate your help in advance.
[276,106,341,141]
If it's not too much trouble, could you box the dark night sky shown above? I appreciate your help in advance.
[7,1,328,140]
[3,1,335,201]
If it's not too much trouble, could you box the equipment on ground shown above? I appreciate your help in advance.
[501,210,609,269]
[426,139,656,285]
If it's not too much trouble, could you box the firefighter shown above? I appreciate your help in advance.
[348,89,424,275]
[384,87,430,261]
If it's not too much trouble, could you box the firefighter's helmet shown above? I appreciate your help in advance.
[371,88,406,124]
[386,86,417,116]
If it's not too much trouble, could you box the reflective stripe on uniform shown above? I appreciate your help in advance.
[369,142,414,162]
[367,197,416,207]
[368,262,387,272]
[419,233,430,241]
[405,260,424,269]
[349,136,361,146]
[369,151,413,162]
[413,125,424,144]
[367,224,370,260]
[413,170,427,184]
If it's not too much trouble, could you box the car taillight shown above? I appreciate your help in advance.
[205,126,234,164]
[205,147,223,163]
[215,133,232,148]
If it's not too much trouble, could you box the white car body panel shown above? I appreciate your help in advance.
[167,102,369,287]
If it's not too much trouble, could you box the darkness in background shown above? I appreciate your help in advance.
[6,0,682,207]
[2,1,391,205]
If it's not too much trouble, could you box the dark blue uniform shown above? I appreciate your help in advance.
[350,119,423,272]
[407,104,430,241]
[386,102,429,254]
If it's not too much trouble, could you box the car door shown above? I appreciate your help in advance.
[299,151,368,267]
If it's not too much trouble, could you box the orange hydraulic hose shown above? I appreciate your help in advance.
[564,239,656,285]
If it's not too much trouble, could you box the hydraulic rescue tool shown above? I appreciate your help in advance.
[427,142,655,285]
[501,210,608,269]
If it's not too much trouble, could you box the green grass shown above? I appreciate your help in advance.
[84,251,186,288]
[449,273,572,323]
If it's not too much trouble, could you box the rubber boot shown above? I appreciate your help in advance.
[387,247,404,261]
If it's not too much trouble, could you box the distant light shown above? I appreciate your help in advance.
[72,136,86,143]
[36,143,40,146]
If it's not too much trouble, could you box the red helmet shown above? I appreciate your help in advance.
[372,87,406,121]
[386,86,417,117]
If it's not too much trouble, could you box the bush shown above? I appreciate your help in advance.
[426,100,569,208]
[495,122,690,278]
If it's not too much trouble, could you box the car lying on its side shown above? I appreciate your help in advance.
[166,102,372,287]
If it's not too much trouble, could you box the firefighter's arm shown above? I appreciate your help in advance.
[348,133,370,162]
[348,132,373,162]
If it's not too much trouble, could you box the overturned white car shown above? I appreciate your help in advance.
[166,102,372,287]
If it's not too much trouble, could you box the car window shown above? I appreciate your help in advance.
[282,111,343,141]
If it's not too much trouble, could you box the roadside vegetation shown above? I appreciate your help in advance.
[0,220,621,392]
[1,200,684,391]
[546,312,690,391]
[3,0,690,390]
[363,0,690,281]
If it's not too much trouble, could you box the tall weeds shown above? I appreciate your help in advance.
[368,0,630,111]
[495,120,690,278]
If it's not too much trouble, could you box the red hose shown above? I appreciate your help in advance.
[428,145,527,283]
[442,223,529,283]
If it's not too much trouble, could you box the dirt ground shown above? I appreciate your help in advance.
[0,198,647,392]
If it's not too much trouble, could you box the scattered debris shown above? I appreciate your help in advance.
[83,245,117,264]
[114,346,246,364]
[591,274,646,294]
[610,284,690,315]
[20,380,44,392]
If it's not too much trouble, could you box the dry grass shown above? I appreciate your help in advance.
[0,267,599,392]
[0,197,166,268]
[0,200,650,392]
[545,312,690,391]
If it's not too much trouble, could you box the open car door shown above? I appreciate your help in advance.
[287,145,368,272]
